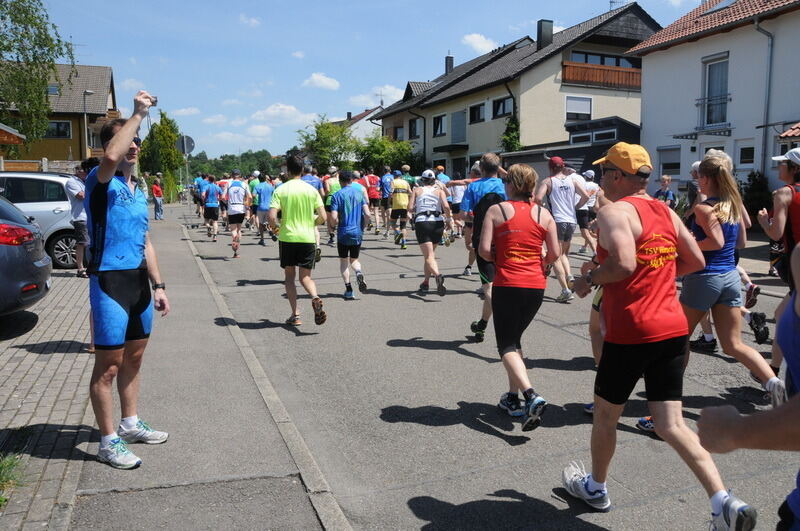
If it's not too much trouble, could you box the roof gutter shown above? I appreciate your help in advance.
[408,109,427,162]
[754,17,774,174]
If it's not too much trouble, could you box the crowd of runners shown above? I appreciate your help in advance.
[77,92,800,531]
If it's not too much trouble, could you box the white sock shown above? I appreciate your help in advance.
[710,490,729,515]
[745,282,754,291]
[765,377,781,393]
[744,312,752,324]
[100,433,118,448]
[704,333,715,342]
[121,415,139,430]
[586,474,607,493]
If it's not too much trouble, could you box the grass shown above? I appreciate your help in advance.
[0,453,23,507]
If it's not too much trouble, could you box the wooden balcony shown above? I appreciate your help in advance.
[562,61,641,91]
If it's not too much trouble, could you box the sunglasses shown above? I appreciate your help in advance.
[133,137,142,147]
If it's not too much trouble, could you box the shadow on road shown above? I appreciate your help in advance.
[0,311,39,341]
[387,337,498,364]
[408,489,607,530]
[235,278,285,287]
[0,423,97,462]
[527,356,596,372]
[214,316,318,337]
[12,340,90,355]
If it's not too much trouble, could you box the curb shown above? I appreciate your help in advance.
[182,225,351,531]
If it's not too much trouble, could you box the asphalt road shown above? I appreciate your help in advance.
[83,204,798,530]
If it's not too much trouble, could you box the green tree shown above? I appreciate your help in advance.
[0,0,75,146]
[139,111,183,202]
[297,115,357,171]
[500,115,521,153]
[356,131,413,171]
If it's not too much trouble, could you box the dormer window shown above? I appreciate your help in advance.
[703,0,737,16]
[47,84,59,96]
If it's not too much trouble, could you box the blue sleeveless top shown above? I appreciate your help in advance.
[690,198,738,275]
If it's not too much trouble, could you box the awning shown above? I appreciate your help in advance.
[0,122,26,145]
[673,125,732,140]
[779,121,800,139]
[432,143,468,153]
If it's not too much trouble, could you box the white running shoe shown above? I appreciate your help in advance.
[118,419,169,445]
[555,289,574,303]
[710,493,757,531]
[562,461,611,512]
[97,438,142,469]
[770,379,787,408]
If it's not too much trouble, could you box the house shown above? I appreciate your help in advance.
[3,64,119,164]
[332,106,383,142]
[373,2,660,178]
[629,0,800,192]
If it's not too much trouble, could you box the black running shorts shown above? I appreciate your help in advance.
[577,210,590,230]
[390,209,408,220]
[337,242,361,259]
[228,213,245,225]
[476,255,495,285]
[415,221,444,244]
[492,286,544,355]
[450,202,461,215]
[369,198,380,208]
[204,207,219,221]
[279,241,316,269]
[594,335,688,405]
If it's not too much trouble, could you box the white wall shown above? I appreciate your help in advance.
[349,109,382,142]
[640,10,800,194]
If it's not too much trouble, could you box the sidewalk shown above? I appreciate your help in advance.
[0,204,326,530]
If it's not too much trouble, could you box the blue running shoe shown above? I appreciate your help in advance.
[498,393,525,417]
[583,403,594,415]
[344,289,355,300]
[636,416,655,432]
[522,393,548,431]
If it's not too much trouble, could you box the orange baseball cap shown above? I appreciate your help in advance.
[593,142,653,175]
[435,165,445,171]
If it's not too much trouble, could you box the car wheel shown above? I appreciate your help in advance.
[47,232,77,269]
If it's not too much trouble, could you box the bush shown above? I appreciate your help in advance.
[741,171,772,220]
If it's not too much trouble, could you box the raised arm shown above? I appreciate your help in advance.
[97,91,155,184]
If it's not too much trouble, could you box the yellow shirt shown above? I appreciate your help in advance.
[391,178,410,210]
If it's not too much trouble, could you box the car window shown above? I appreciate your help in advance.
[2,177,67,203]
[0,195,32,225]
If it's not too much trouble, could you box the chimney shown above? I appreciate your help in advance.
[445,54,454,75]
[346,111,352,120]
[537,20,553,51]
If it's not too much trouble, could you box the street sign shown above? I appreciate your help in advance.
[176,135,195,154]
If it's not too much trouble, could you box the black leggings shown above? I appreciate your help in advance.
[491,286,544,356]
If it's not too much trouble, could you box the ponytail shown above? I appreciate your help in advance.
[698,153,742,224]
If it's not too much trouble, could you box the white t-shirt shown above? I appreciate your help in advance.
[226,180,249,215]
[65,176,86,222]
[547,174,578,224]
[450,184,466,204]
[584,182,600,209]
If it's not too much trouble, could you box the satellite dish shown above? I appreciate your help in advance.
[176,135,195,154]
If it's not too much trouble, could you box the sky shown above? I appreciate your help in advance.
[46,0,702,158]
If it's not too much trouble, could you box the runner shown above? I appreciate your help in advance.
[226,169,251,258]
[359,167,382,231]
[301,165,324,259]
[248,171,261,233]
[452,163,482,276]
[254,173,276,245]
[462,153,506,342]
[533,156,590,303]
[85,91,170,469]
[380,165,394,237]
[575,169,599,255]
[401,164,416,190]
[390,170,411,250]
[434,166,452,244]
[324,167,342,245]
[563,142,756,531]
[192,173,205,218]
[449,172,466,239]
[217,177,228,231]
[330,171,371,300]
[409,170,452,295]
[202,175,222,242]
[268,154,327,326]
[478,164,560,430]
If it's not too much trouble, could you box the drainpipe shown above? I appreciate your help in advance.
[754,17,774,175]
[408,109,427,162]
[504,82,518,156]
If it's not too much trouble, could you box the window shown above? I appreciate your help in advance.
[433,115,446,137]
[704,59,729,125]
[593,129,617,142]
[2,178,67,203]
[492,97,513,119]
[394,126,404,141]
[408,118,419,139]
[657,146,681,177]
[47,84,60,96]
[566,96,592,121]
[704,145,725,153]
[779,140,800,156]
[469,103,485,124]
[738,147,754,165]
[44,121,71,139]
[570,51,640,69]
[570,133,591,144]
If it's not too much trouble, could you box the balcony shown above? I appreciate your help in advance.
[695,94,732,135]
[562,61,641,91]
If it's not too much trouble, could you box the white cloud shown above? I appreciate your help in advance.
[129,57,137,65]
[222,98,243,106]
[461,33,498,54]
[237,88,263,98]
[239,13,261,27]
[119,78,144,91]
[203,131,248,144]
[349,84,404,108]
[302,72,340,91]
[250,103,315,126]
[230,116,248,127]
[291,51,305,59]
[246,124,272,138]
[202,114,227,125]
[172,106,201,116]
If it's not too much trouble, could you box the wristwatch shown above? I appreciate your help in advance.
[152,282,166,291]
[584,270,595,287]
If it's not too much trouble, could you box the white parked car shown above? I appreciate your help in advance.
[0,172,78,269]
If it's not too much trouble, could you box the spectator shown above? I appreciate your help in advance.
[152,173,164,220]
[66,160,91,277]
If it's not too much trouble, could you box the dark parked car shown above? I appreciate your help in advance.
[0,194,52,316]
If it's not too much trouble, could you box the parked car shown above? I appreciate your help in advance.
[0,172,78,268]
[0,194,52,315]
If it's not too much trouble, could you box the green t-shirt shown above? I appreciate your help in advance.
[269,178,324,243]
[325,179,342,206]
[249,179,259,206]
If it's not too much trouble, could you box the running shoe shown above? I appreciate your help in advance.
[770,379,787,408]
[555,289,574,303]
[118,419,169,444]
[315,247,322,263]
[212,236,217,243]
[285,314,301,326]
[232,252,239,259]
[401,241,407,250]
[498,392,525,417]
[96,438,141,469]
[383,231,389,239]
[636,416,655,432]
[562,461,611,512]
[258,238,266,246]
[435,275,446,296]
[206,227,212,237]
[744,284,761,309]
[463,265,472,276]
[522,393,548,431]
[710,493,757,531]
[374,228,381,235]
[270,231,278,242]
[312,297,326,325]
[583,403,594,415]
[567,276,576,290]
[471,320,486,343]
[689,333,718,353]
[439,237,446,246]
[327,236,335,246]
[394,232,402,245]
[344,289,355,300]
[748,312,769,344]
[578,246,587,254]
[418,282,429,294]
[356,272,367,293]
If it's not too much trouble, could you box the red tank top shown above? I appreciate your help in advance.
[596,196,687,344]
[493,201,547,289]
[784,184,800,249]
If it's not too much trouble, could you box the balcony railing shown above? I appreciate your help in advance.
[695,94,731,131]
[562,61,641,91]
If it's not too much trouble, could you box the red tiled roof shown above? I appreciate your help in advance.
[629,0,800,55]
[347,106,381,125]
[780,121,800,138]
